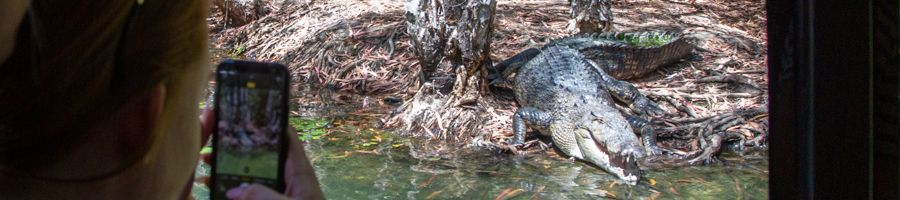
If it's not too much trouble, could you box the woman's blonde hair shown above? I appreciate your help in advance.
[0,0,208,171]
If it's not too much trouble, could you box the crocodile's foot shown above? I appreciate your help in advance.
[508,142,524,148]
[537,140,551,150]
[632,96,665,117]
[644,145,665,156]
[621,145,646,160]
[509,139,552,153]
[645,144,682,158]
[508,140,526,149]
[507,142,527,155]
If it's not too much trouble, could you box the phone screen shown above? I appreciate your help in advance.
[212,61,288,199]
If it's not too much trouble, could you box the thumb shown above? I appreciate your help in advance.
[200,108,215,144]
[226,183,288,200]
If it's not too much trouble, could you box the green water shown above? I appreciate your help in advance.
[193,114,768,199]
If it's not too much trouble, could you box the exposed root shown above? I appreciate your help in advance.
[384,83,516,146]
[638,106,767,169]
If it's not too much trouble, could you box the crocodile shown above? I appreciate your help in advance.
[499,31,692,185]
[495,31,693,80]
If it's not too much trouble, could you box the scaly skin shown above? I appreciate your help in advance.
[495,31,693,80]
[510,45,649,185]
[499,30,691,184]
[549,31,693,79]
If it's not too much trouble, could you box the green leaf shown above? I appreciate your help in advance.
[200,146,212,154]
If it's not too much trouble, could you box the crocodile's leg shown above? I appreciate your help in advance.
[512,107,554,145]
[594,67,665,116]
[550,122,583,161]
[624,114,666,156]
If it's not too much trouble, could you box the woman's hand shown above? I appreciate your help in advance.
[197,108,325,200]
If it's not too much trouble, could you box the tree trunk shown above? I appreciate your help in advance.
[404,0,449,86]
[212,0,271,27]
[447,0,496,103]
[390,0,498,141]
[406,0,495,90]
[568,0,614,33]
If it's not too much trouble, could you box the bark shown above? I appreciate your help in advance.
[568,0,614,33]
[405,0,496,94]
[447,0,496,102]
[404,0,449,85]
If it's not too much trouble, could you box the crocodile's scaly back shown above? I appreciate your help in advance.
[549,31,693,79]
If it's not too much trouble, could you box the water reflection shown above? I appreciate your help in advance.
[302,122,767,199]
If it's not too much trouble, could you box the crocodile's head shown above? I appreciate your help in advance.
[550,112,644,185]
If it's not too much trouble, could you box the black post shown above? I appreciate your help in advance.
[767,0,897,198]
[873,0,900,198]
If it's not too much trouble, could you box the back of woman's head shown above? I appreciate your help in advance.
[0,0,208,171]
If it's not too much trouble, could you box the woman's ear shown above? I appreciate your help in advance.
[120,84,166,152]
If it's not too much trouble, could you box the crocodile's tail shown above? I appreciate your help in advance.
[492,48,541,79]
[550,31,694,79]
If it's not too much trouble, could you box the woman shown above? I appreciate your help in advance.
[0,0,323,199]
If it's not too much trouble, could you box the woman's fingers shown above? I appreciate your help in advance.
[216,120,325,200]
[193,176,209,185]
[199,107,214,164]
[226,184,288,200]
[200,108,215,144]
[197,108,214,186]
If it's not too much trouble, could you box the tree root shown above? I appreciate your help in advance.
[384,82,515,144]
[639,106,767,169]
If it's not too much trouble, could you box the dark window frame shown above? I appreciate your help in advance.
[767,0,898,198]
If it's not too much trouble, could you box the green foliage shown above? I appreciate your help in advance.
[226,46,247,58]
[200,146,213,154]
[615,33,673,48]
[290,118,330,141]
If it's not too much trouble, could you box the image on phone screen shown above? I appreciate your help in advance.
[212,62,287,199]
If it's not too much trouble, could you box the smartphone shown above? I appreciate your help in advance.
[210,60,289,199]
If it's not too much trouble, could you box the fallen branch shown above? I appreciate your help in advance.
[727,70,766,74]
[646,90,756,99]
[696,74,762,90]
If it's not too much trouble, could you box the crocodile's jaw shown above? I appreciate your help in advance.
[573,128,641,185]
